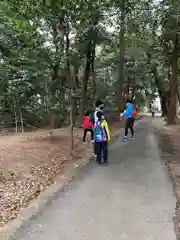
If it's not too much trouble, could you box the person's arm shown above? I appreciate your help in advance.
[102,120,110,141]
[120,110,126,118]
[94,111,97,123]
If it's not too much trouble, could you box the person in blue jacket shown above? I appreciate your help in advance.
[120,99,135,142]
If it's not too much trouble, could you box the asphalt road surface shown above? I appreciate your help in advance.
[12,118,176,240]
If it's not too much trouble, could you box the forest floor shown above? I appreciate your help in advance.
[154,117,180,240]
[0,118,123,229]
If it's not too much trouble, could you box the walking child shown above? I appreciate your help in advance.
[120,99,136,142]
[82,110,93,143]
[90,99,105,156]
[94,111,110,165]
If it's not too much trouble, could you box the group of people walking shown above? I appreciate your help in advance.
[82,99,136,165]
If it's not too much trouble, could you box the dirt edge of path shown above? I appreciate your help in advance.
[0,148,93,240]
[153,118,180,240]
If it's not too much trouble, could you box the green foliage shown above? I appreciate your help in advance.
[0,0,180,126]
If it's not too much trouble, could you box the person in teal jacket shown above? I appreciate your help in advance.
[120,99,135,142]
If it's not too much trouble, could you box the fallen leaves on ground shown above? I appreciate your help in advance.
[156,121,180,240]
[0,121,121,228]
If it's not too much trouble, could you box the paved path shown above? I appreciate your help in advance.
[13,118,176,240]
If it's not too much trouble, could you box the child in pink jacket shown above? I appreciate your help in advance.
[82,111,93,143]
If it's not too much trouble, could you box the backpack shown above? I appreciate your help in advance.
[132,106,137,117]
[94,121,106,142]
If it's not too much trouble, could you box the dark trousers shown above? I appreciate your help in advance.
[94,142,97,155]
[83,129,93,142]
[95,141,108,164]
[125,117,134,137]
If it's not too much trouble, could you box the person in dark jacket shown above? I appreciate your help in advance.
[90,100,104,125]
[94,111,110,165]
[90,100,105,156]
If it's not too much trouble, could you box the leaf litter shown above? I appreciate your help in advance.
[0,128,86,227]
[0,121,121,228]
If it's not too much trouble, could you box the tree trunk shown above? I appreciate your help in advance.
[14,99,18,135]
[146,51,168,116]
[132,69,136,99]
[117,0,125,110]
[19,106,24,133]
[167,36,178,124]
[49,21,61,131]
[176,81,180,109]
[161,94,168,116]
[80,40,93,120]
[69,89,74,155]
[153,68,168,116]
[151,65,168,116]
[66,26,74,154]
[91,42,96,103]
[72,98,77,125]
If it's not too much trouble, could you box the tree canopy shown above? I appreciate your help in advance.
[0,0,180,127]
